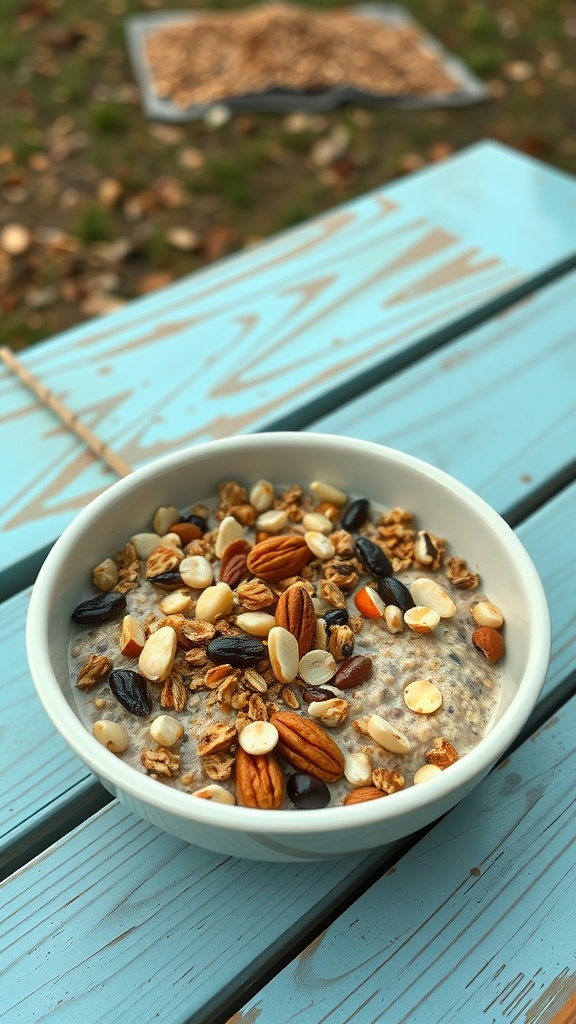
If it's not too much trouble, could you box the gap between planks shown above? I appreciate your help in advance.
[1,250,576,608]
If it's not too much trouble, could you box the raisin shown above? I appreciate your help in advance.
[71,591,126,625]
[355,537,392,578]
[109,669,152,717]
[207,635,267,668]
[376,576,414,612]
[341,497,369,532]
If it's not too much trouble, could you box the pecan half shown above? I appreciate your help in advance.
[220,538,252,588]
[275,585,317,658]
[270,710,344,782]
[235,748,285,809]
[247,535,312,582]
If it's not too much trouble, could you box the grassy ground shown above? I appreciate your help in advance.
[1,0,575,350]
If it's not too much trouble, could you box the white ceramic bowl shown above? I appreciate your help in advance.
[27,433,550,862]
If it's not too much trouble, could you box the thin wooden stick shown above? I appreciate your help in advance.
[0,346,133,479]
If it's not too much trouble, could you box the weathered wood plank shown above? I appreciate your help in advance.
[0,588,108,877]
[311,268,576,522]
[0,477,573,1022]
[229,694,576,1024]
[2,142,576,598]
[0,814,391,1024]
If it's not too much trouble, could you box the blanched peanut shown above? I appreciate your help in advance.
[150,714,184,747]
[366,714,411,754]
[152,506,179,535]
[249,480,275,513]
[344,752,372,787]
[302,511,334,535]
[93,720,129,753]
[195,582,233,623]
[472,601,504,628]
[298,649,337,685]
[310,480,347,505]
[130,532,163,559]
[159,590,193,615]
[93,558,118,592]
[236,612,276,637]
[180,555,214,589]
[409,578,456,618]
[403,679,443,715]
[138,625,177,682]
[384,604,403,633]
[404,606,440,634]
[268,626,299,684]
[414,763,443,784]
[304,531,335,560]
[215,516,244,558]
[192,784,235,804]
[238,720,279,755]
[255,509,288,533]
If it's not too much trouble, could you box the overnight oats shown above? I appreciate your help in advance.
[69,478,506,810]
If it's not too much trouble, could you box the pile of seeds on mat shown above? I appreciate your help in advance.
[70,478,506,810]
[144,3,458,107]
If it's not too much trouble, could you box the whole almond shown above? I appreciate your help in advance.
[170,522,203,546]
[343,787,386,805]
[247,535,312,582]
[235,748,285,809]
[275,586,317,658]
[220,538,252,588]
[333,655,373,690]
[270,710,344,782]
[472,625,505,663]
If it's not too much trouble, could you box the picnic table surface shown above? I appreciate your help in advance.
[1,140,575,1024]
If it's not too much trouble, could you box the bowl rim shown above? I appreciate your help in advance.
[27,432,551,836]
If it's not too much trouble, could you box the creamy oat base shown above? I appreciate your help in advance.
[70,483,503,808]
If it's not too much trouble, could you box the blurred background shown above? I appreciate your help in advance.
[1,0,575,352]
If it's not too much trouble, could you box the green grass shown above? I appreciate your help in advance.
[0,0,574,351]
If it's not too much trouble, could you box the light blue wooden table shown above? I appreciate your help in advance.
[1,141,575,1024]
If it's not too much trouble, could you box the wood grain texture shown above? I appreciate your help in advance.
[2,142,576,596]
[0,589,104,877]
[0,477,574,1021]
[229,695,576,1024]
[0,810,389,1023]
[311,269,576,520]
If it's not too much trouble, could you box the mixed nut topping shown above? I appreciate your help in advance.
[70,478,505,810]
